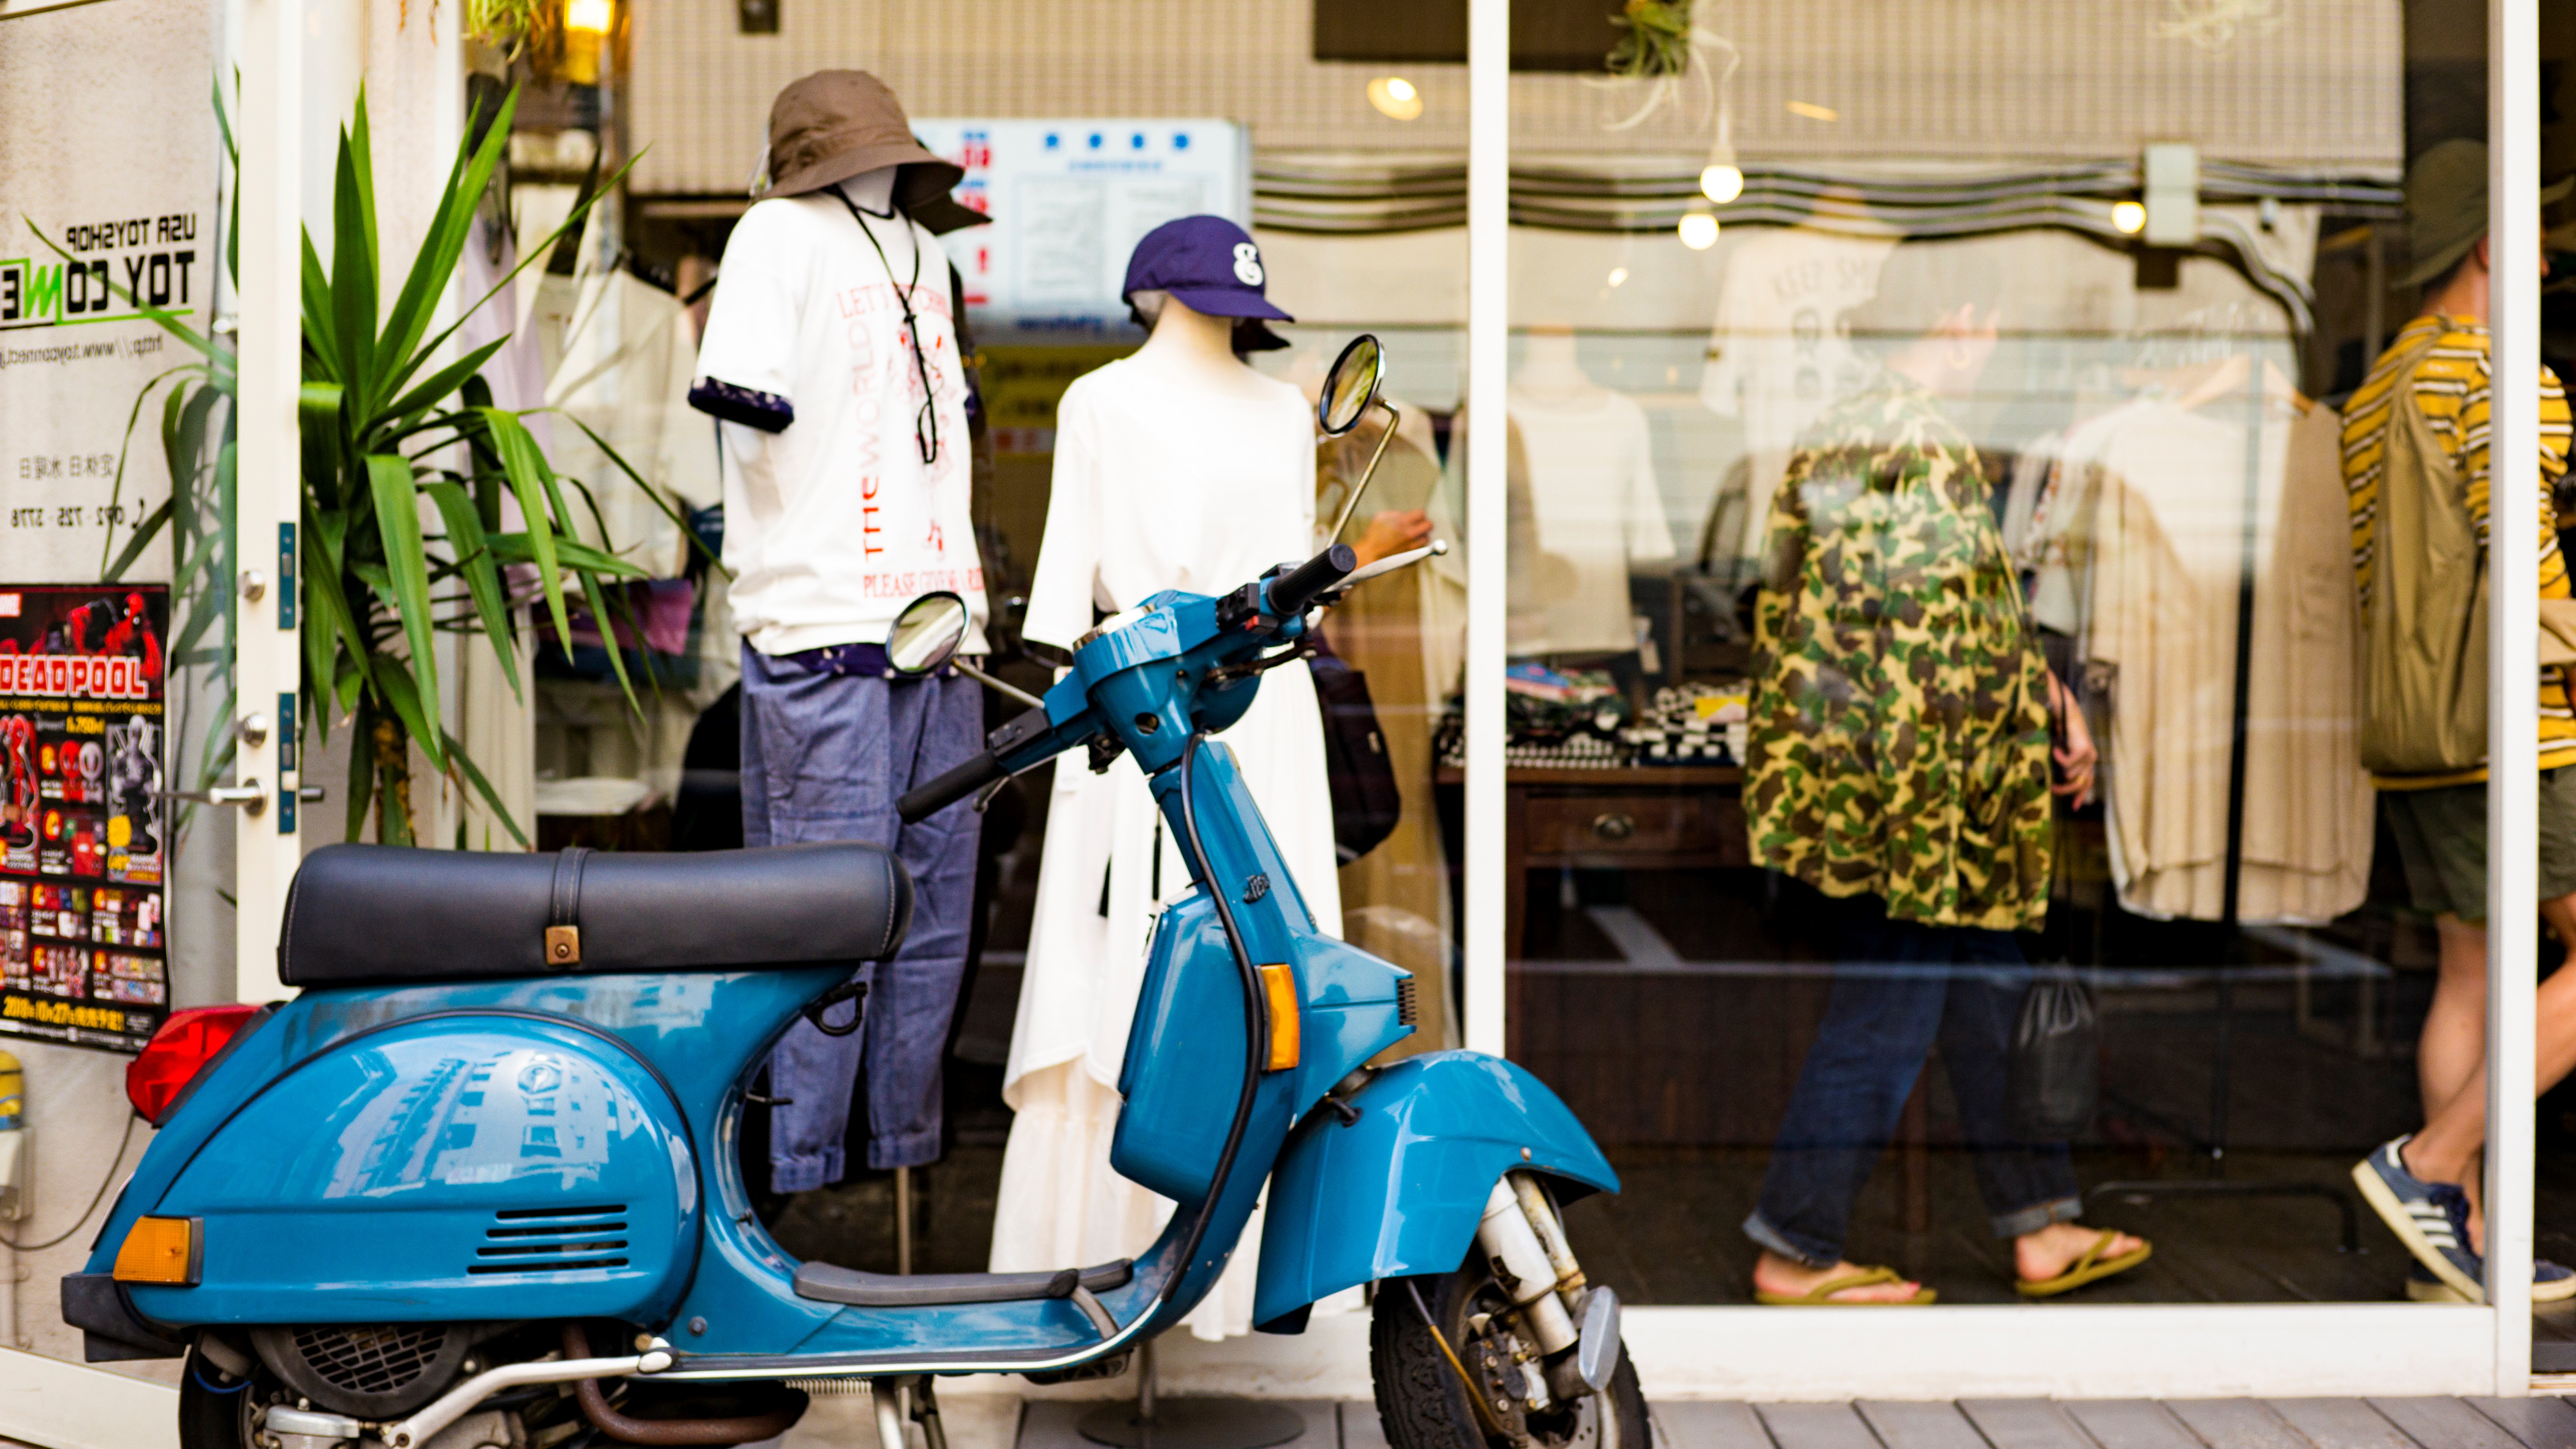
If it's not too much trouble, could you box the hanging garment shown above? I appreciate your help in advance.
[2038,395,2372,923]
[1747,375,2056,932]
[1697,225,1900,563]
[1504,383,1675,656]
[993,349,1343,1341]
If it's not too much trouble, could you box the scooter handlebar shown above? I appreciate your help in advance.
[898,751,1005,822]
[1263,544,1358,620]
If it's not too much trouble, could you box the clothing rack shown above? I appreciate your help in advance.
[2087,348,2360,1252]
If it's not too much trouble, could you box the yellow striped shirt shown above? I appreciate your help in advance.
[2342,313,2576,787]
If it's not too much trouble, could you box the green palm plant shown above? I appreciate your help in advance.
[64,82,685,848]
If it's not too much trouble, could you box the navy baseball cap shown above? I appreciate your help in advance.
[1123,216,1294,326]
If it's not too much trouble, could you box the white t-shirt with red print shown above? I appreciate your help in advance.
[695,189,987,656]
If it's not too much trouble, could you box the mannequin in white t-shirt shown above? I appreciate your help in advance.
[688,69,992,1199]
[1506,326,1674,657]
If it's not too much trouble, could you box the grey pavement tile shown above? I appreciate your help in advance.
[1340,1401,1392,1449]
[2368,1398,2526,1449]
[2466,1396,2576,1449]
[1957,1399,2095,1449]
[1652,1401,1775,1449]
[2263,1399,2419,1449]
[1857,1400,1988,1449]
[2060,1400,2201,1449]
[1755,1401,1881,1449]
[2162,1400,2312,1449]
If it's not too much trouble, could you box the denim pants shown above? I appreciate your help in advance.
[741,643,983,1188]
[1742,896,2081,1267]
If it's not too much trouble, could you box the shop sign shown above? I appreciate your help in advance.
[911,118,1249,340]
[0,585,170,1054]
[0,0,223,583]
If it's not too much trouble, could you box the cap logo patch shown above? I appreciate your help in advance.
[1232,242,1265,287]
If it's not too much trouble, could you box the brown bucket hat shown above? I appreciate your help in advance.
[757,70,987,234]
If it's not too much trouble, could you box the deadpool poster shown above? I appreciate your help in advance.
[0,584,168,1053]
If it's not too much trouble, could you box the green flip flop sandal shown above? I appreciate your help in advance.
[2017,1229,2153,1298]
[1754,1265,1938,1306]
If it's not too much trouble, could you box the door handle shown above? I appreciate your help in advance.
[160,784,325,805]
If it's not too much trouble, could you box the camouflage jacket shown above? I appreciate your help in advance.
[1746,375,2055,930]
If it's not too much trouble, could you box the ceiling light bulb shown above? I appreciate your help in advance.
[565,0,612,33]
[1699,165,1745,204]
[1367,77,1424,122]
[2111,200,2147,235]
[1607,267,1630,287]
[1678,212,1720,250]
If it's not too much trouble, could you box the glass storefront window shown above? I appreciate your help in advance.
[1485,0,2530,1313]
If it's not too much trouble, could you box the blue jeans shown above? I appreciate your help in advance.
[741,643,983,1187]
[1743,896,2081,1267]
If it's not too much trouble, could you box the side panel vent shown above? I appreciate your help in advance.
[1396,977,1419,1027]
[471,1203,630,1275]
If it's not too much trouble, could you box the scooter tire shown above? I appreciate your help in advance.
[175,1342,275,1449]
[1368,1262,1647,1449]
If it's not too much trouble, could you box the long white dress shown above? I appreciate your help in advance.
[989,349,1344,1340]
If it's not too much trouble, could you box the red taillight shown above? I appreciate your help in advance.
[126,1005,261,1124]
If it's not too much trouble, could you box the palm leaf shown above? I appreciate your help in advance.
[363,452,444,770]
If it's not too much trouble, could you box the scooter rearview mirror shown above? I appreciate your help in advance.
[1317,333,1385,439]
[1317,334,1405,549]
[888,591,971,675]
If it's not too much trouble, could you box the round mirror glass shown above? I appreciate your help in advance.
[887,591,971,675]
[1317,333,1385,437]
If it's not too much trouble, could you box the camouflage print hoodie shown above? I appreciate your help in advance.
[1746,373,2055,931]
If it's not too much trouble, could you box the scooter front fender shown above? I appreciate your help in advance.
[1251,1051,1616,1333]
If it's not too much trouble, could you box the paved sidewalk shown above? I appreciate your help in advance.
[1009,1395,2576,1449]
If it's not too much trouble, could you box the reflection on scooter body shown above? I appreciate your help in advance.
[66,336,1645,1449]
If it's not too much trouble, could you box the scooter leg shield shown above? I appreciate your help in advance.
[1250,1052,1616,1333]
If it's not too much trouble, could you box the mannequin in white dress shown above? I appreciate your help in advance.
[987,289,1344,1340]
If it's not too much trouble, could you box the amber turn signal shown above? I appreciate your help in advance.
[1259,963,1301,1072]
[112,1216,200,1285]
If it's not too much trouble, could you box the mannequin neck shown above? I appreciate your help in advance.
[1513,331,1593,401]
[1138,294,1245,375]
[837,167,900,217]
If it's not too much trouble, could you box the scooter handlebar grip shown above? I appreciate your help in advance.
[1264,544,1359,619]
[899,751,1005,823]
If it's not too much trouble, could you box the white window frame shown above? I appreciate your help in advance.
[1459,0,2547,1401]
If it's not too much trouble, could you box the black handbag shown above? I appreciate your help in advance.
[1307,637,1403,865]
[2007,963,2100,1141]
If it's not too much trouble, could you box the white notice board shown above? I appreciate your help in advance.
[911,119,1249,340]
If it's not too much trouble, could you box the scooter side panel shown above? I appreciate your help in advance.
[1250,1052,1618,1332]
[128,1015,697,1325]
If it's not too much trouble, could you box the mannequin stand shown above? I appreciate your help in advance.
[1076,1341,1306,1449]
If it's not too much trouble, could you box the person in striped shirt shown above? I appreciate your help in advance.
[2346,139,2576,1305]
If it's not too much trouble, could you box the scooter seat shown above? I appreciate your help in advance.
[791,1258,1133,1308]
[278,842,912,985]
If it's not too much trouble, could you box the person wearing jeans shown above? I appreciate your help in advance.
[1742,896,2138,1302]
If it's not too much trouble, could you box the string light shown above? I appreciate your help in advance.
[2112,200,2147,235]
[1678,211,1720,250]
[1699,165,1745,204]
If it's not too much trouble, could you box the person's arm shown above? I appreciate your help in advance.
[2463,351,2576,607]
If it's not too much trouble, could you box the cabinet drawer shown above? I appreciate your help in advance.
[1521,791,1746,863]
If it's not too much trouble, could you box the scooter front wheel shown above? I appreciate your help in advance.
[1369,1257,1647,1449]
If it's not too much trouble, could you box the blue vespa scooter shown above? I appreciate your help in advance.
[65,337,1642,1449]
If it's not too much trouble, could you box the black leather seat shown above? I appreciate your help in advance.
[278,842,912,986]
[792,1258,1132,1309]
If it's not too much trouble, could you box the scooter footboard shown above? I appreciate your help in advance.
[1250,1052,1616,1333]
